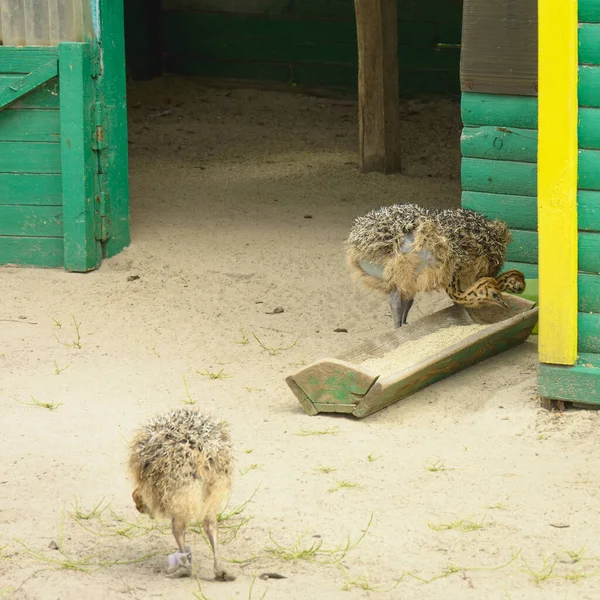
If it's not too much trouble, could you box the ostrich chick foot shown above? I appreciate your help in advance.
[165,550,192,578]
[215,567,236,582]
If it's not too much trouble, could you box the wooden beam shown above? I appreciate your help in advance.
[59,42,102,272]
[537,0,578,364]
[97,0,131,258]
[0,60,57,111]
[539,353,600,404]
[354,0,401,173]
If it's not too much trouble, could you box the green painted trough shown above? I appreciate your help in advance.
[286,296,538,419]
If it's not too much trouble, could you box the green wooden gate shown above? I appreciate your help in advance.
[0,0,129,272]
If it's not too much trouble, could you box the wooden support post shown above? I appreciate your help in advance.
[537,0,578,364]
[354,0,402,173]
[59,42,102,272]
[96,0,131,258]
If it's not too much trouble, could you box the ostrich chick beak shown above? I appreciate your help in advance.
[497,295,509,309]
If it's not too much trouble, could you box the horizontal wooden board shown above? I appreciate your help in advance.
[461,111,600,155]
[507,229,600,273]
[160,9,461,95]
[462,190,600,232]
[580,273,600,312]
[163,10,440,48]
[580,0,600,22]
[0,235,63,267]
[579,23,600,65]
[0,73,24,93]
[0,78,59,110]
[162,0,464,39]
[0,109,61,142]
[579,65,600,106]
[461,126,537,162]
[501,263,600,314]
[579,231,600,272]
[463,153,600,195]
[579,149,600,190]
[0,173,62,205]
[0,205,63,237]
[0,61,58,111]
[0,47,58,74]
[461,93,538,128]
[506,229,538,264]
[0,141,61,174]
[170,57,460,94]
[166,42,459,73]
[501,261,538,279]
[462,191,537,229]
[461,158,537,196]
[579,108,600,148]
[463,81,600,119]
[539,352,600,404]
[579,313,600,353]
[578,190,600,230]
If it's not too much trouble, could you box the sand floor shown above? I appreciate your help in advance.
[1,77,599,600]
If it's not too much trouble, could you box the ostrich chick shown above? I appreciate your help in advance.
[496,269,526,294]
[346,204,516,327]
[129,408,235,581]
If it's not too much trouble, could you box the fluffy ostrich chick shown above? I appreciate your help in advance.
[129,408,235,580]
[346,204,524,326]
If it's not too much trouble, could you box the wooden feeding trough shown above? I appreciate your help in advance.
[286,296,538,419]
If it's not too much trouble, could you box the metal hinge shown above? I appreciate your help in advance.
[92,100,106,151]
[95,191,110,241]
[92,95,109,242]
[94,176,110,242]
[91,43,101,78]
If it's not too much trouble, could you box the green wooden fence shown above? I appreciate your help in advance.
[460,0,600,404]
[0,7,129,272]
[127,0,463,94]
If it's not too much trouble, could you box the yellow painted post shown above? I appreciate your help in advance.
[538,0,579,365]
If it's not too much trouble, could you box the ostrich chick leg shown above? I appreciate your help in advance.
[203,516,235,581]
[166,517,192,578]
[389,290,414,327]
[400,298,414,325]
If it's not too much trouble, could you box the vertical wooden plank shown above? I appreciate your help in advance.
[537,0,579,364]
[96,0,131,257]
[59,42,101,271]
[354,0,401,173]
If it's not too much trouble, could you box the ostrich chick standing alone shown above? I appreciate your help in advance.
[346,204,525,327]
[129,408,235,580]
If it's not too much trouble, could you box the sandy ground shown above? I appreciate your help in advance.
[1,77,600,600]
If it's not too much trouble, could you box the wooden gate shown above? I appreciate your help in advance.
[0,0,129,272]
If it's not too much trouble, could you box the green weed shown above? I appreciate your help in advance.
[294,427,339,437]
[10,394,62,411]
[53,361,71,375]
[196,368,231,380]
[251,332,297,356]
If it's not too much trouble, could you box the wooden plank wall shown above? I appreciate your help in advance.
[538,2,600,402]
[0,47,64,268]
[460,92,539,282]
[461,0,600,401]
[153,0,462,94]
[537,0,578,365]
[461,91,600,354]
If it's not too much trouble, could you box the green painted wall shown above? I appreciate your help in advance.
[125,0,463,95]
[461,1,600,383]
[0,44,104,271]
